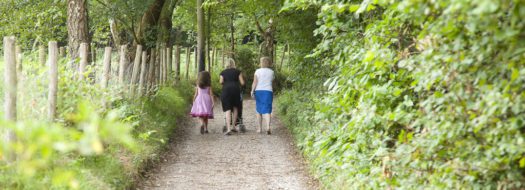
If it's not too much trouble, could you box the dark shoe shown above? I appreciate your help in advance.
[239,125,246,133]
[267,130,272,135]
[200,126,205,134]
[222,126,227,133]
[205,129,209,134]
[231,128,238,133]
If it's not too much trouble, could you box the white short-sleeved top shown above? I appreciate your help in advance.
[255,68,275,91]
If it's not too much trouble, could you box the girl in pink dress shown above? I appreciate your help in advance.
[190,71,214,134]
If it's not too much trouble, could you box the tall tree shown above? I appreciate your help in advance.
[196,0,205,72]
[255,18,275,61]
[157,0,178,46]
[136,0,166,46]
[67,0,90,60]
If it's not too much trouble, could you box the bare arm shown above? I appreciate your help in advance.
[239,73,245,86]
[251,74,258,97]
[193,87,198,102]
[220,75,224,85]
[209,85,215,108]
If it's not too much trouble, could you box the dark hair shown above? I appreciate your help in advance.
[197,71,211,88]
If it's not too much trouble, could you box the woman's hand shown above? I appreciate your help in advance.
[251,91,255,98]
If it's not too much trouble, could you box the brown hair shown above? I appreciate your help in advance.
[260,57,272,68]
[197,71,211,88]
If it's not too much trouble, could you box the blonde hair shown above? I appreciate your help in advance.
[226,58,236,69]
[260,57,272,68]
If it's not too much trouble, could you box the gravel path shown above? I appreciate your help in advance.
[138,98,318,190]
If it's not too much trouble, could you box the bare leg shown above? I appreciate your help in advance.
[232,107,239,130]
[199,117,205,134]
[256,113,262,133]
[263,114,271,133]
[203,118,208,132]
[225,110,232,132]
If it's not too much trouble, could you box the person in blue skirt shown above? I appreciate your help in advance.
[250,57,275,135]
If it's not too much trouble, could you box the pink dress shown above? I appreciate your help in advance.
[190,87,214,118]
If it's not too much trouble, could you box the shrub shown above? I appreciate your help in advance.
[280,0,525,189]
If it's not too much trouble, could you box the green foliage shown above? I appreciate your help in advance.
[280,0,525,189]
[0,102,135,189]
[0,0,68,48]
[0,52,192,189]
[235,45,258,88]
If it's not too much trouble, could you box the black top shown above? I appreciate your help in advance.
[220,68,241,86]
[220,68,242,111]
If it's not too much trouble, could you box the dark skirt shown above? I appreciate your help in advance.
[221,84,241,112]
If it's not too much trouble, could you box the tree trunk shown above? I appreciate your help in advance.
[174,45,180,81]
[186,47,190,80]
[109,18,122,46]
[230,14,235,58]
[136,0,165,46]
[157,0,178,46]
[67,0,90,60]
[197,0,206,72]
[256,19,276,61]
[206,8,211,72]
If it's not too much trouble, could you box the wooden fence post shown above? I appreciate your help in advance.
[15,46,22,74]
[194,47,198,74]
[119,45,128,89]
[211,47,216,70]
[164,47,169,83]
[174,45,180,82]
[138,51,147,96]
[101,47,112,89]
[206,47,210,72]
[130,45,143,97]
[167,46,172,78]
[48,41,58,121]
[162,47,168,84]
[279,43,287,70]
[155,48,161,86]
[186,47,190,80]
[221,48,225,68]
[78,43,88,80]
[39,45,46,66]
[160,47,166,84]
[147,48,156,92]
[3,36,17,144]
[59,47,66,58]
[158,47,163,85]
[91,43,96,64]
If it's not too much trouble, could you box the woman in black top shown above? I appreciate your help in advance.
[220,58,245,135]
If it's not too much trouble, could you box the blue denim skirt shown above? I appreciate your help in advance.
[255,90,273,114]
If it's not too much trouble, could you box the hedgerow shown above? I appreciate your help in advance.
[279,0,525,189]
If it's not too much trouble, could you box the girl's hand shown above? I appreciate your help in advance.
[251,91,255,98]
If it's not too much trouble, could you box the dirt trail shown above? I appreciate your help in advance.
[138,98,318,190]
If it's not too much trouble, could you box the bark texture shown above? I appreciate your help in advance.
[67,0,90,60]
[196,0,206,72]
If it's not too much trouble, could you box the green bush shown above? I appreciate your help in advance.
[280,0,525,189]
[0,52,193,189]
[235,45,258,90]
